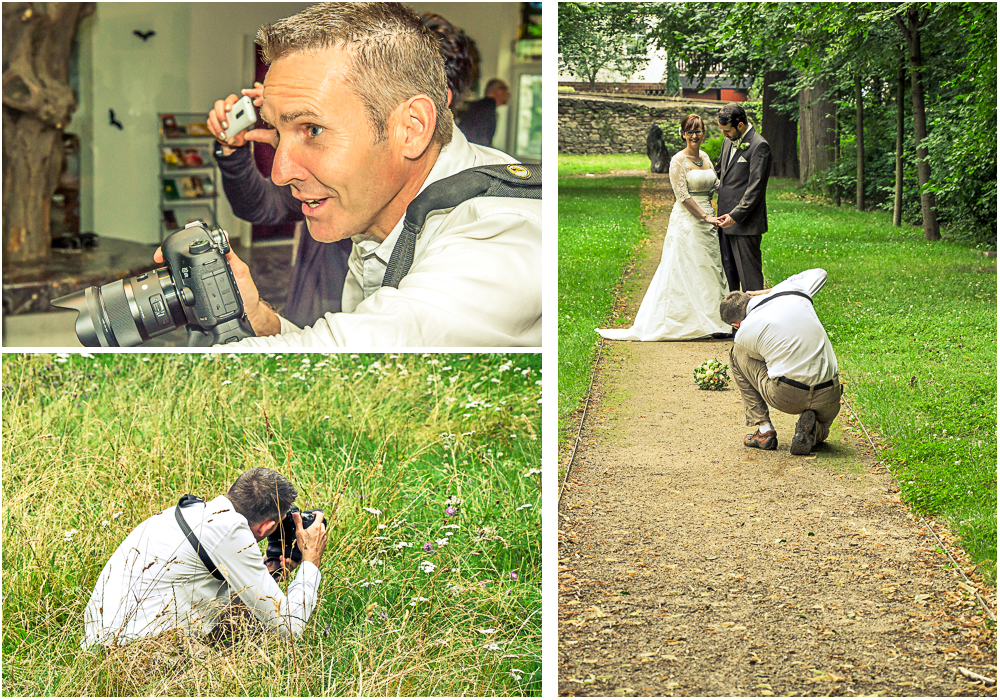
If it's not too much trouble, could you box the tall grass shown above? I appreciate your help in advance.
[2,352,542,696]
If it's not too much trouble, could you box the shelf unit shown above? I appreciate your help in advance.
[158,112,220,241]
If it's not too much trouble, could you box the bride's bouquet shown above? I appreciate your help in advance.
[693,358,730,391]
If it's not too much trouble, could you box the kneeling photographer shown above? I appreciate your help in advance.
[82,467,327,649]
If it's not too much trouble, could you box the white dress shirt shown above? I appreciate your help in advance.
[234,129,542,348]
[734,268,839,384]
[82,496,321,649]
[727,124,755,164]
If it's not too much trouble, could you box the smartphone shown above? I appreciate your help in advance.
[222,95,257,140]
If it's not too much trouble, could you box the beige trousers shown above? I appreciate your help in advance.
[729,344,843,444]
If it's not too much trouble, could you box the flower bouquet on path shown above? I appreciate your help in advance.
[693,358,730,391]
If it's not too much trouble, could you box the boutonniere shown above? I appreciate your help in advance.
[738,141,751,151]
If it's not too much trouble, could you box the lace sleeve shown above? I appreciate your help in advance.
[669,155,690,201]
[703,151,720,191]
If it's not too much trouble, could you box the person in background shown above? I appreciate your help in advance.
[458,78,510,147]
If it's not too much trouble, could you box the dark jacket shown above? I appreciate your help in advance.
[458,96,498,146]
[715,127,771,237]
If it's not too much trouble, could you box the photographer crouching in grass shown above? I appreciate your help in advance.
[82,467,327,650]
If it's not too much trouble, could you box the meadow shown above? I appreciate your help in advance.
[558,157,996,582]
[2,352,542,696]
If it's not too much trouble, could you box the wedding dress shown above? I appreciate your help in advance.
[597,151,731,341]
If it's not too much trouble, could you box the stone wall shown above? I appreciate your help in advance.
[558,94,726,155]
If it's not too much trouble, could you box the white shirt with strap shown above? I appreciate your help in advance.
[234,128,542,348]
[734,268,839,385]
[81,495,321,649]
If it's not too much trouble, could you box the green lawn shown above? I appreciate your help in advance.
[556,153,649,176]
[557,156,997,582]
[2,353,541,696]
[558,176,646,432]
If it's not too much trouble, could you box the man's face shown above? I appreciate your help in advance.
[493,84,511,107]
[261,47,409,242]
[719,121,745,141]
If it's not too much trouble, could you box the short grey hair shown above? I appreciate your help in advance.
[720,291,751,325]
[256,2,453,146]
[484,78,508,97]
[228,467,297,527]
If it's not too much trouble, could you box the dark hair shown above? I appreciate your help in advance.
[228,467,297,527]
[719,291,751,325]
[718,103,747,129]
[680,113,703,136]
[420,13,473,106]
[256,2,452,146]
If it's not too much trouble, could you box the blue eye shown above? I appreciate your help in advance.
[308,125,324,138]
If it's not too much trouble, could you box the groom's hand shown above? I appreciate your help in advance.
[717,214,735,228]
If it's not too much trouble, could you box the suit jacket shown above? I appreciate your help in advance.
[715,127,771,237]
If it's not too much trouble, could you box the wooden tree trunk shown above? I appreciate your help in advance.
[855,74,865,211]
[798,81,836,193]
[761,70,799,179]
[833,102,841,207]
[2,2,94,264]
[893,59,905,227]
[899,6,940,241]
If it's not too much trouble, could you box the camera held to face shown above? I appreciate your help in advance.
[264,506,323,580]
[52,221,254,347]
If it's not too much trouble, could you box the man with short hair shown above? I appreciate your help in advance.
[82,467,327,649]
[720,268,843,455]
[715,102,771,293]
[459,78,511,147]
[172,3,540,347]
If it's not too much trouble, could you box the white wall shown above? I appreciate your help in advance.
[69,2,523,245]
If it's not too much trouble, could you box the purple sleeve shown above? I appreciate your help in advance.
[214,146,303,226]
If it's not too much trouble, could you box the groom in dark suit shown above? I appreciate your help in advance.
[714,103,771,293]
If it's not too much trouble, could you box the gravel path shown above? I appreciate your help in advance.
[557,176,997,697]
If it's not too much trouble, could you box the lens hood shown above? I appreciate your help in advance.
[51,287,111,347]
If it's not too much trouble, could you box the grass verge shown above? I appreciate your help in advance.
[558,175,646,436]
[2,352,541,696]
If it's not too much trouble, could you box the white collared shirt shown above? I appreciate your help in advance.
[235,129,542,348]
[734,268,839,384]
[728,123,755,164]
[81,496,321,649]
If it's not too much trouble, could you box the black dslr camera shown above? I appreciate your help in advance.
[51,221,254,347]
[264,505,323,580]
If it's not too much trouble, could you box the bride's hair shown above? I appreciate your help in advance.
[679,114,703,137]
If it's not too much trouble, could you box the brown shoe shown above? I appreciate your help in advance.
[744,429,777,450]
[790,410,817,455]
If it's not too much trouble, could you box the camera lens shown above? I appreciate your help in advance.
[52,267,185,347]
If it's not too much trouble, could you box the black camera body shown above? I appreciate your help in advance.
[264,505,322,580]
[52,221,254,347]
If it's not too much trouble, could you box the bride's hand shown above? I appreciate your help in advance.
[703,215,719,226]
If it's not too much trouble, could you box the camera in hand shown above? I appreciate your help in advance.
[264,505,323,580]
[51,221,253,347]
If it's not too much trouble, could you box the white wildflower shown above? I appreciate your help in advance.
[363,507,383,515]
[394,541,412,550]
[63,528,79,541]
[419,561,436,574]
[478,628,497,634]
[516,503,533,511]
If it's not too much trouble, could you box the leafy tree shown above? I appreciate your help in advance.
[558,2,651,87]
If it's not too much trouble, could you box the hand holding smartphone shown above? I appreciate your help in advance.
[222,95,257,141]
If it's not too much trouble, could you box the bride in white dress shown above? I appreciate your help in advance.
[597,114,732,341]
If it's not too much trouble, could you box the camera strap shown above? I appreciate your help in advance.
[382,163,542,289]
[174,495,226,582]
[746,290,813,316]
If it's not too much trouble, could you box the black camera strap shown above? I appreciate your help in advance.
[381,163,542,289]
[174,495,226,582]
[746,290,813,316]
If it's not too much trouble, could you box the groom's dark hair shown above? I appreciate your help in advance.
[718,103,747,129]
[720,291,751,325]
